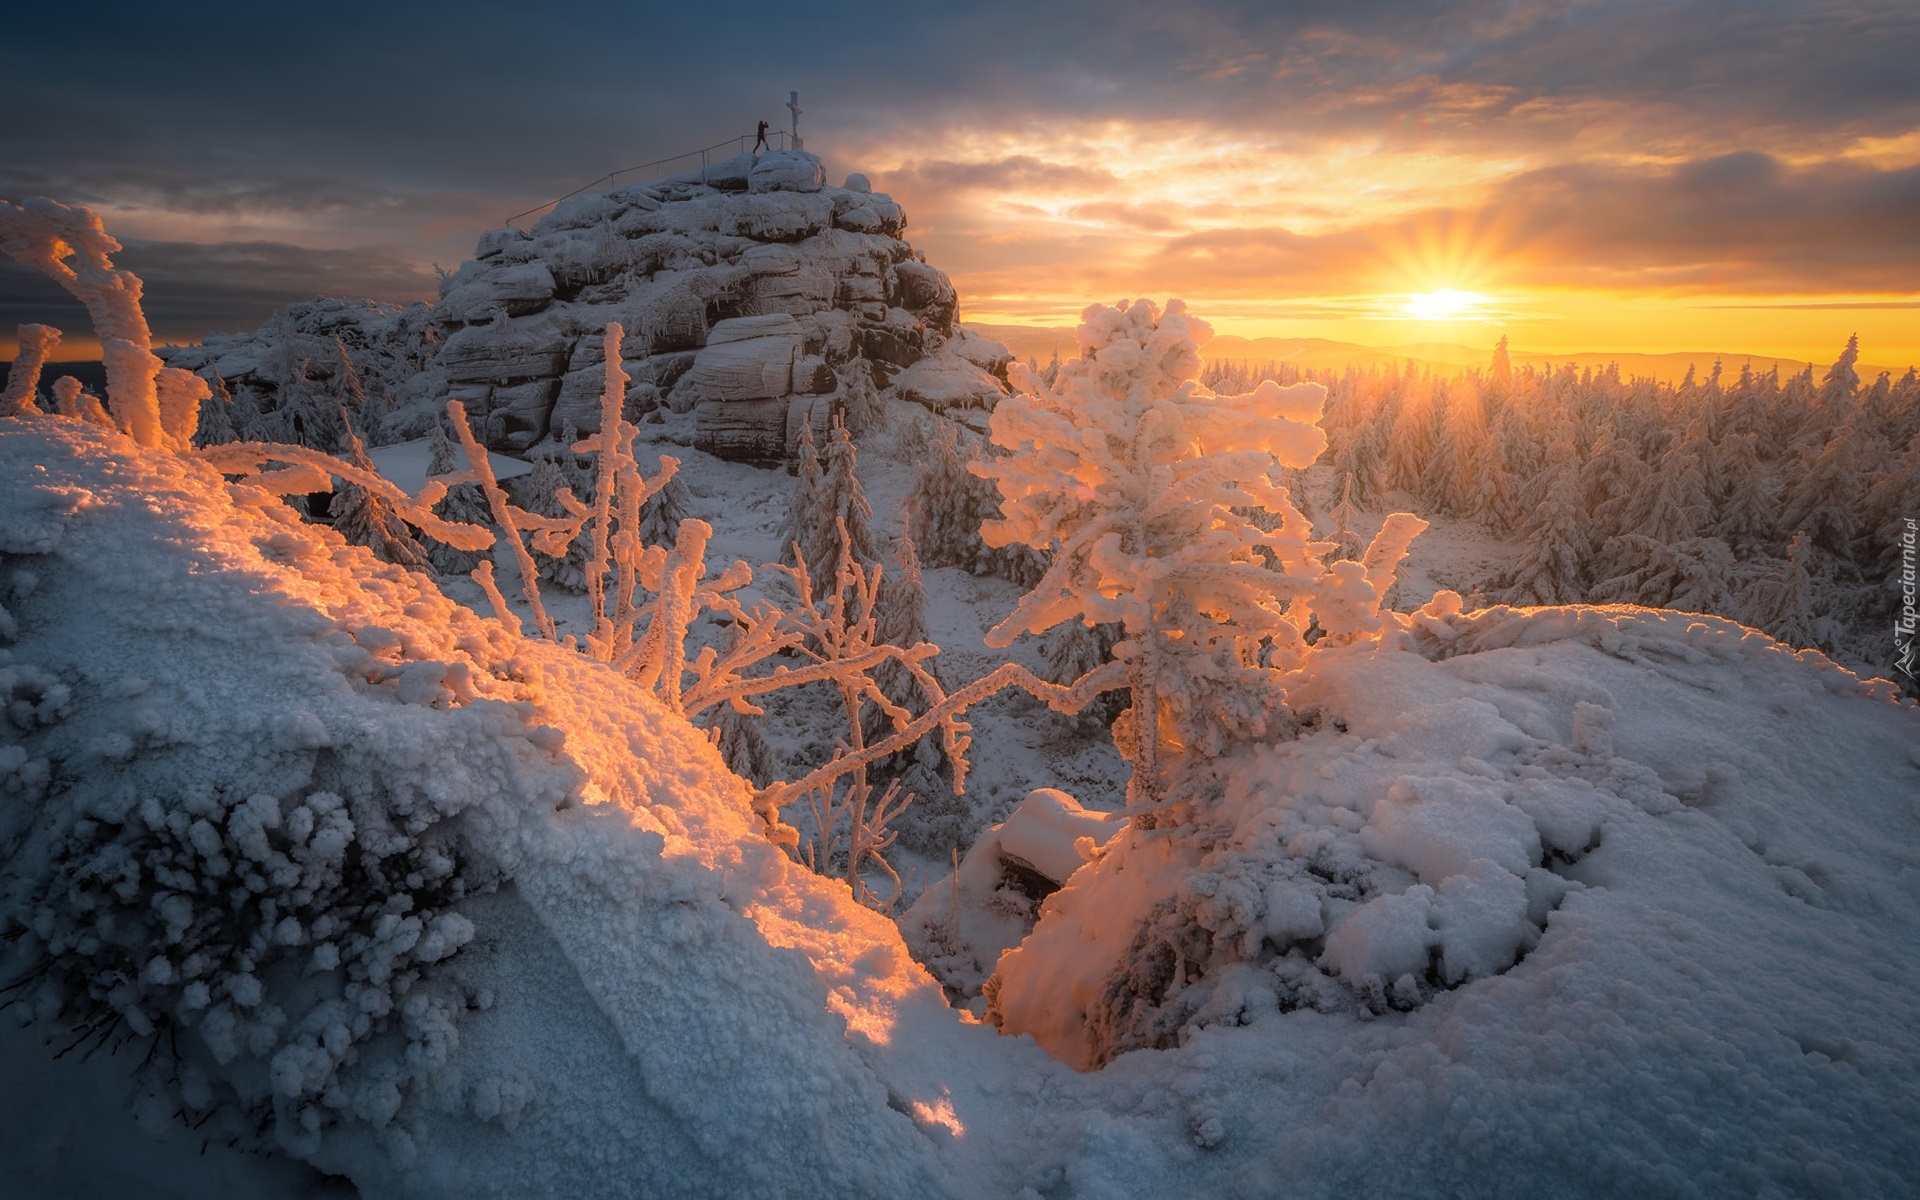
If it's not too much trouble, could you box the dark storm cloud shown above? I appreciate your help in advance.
[0,240,434,343]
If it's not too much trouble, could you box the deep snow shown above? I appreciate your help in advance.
[3,410,1918,1198]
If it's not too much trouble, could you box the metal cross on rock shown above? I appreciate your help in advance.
[787,91,804,151]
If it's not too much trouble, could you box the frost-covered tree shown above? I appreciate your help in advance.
[1779,432,1862,559]
[704,694,778,786]
[0,322,59,417]
[1739,531,1833,651]
[637,461,694,547]
[782,419,824,564]
[0,198,207,449]
[906,418,986,569]
[1818,333,1861,419]
[1501,463,1589,605]
[1633,447,1711,546]
[838,358,886,437]
[420,421,493,576]
[1589,534,1739,615]
[1710,432,1778,553]
[193,368,241,447]
[972,298,1389,812]
[330,426,431,573]
[1328,474,1365,561]
[795,416,880,599]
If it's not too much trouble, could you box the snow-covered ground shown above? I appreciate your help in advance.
[4,387,1918,1198]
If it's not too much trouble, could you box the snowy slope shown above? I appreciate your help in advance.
[0,417,968,1198]
[987,605,1920,1195]
[6,410,1918,1198]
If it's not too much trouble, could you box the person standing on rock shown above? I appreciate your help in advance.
[754,120,770,154]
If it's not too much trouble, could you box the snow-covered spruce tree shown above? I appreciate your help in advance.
[1589,534,1741,616]
[636,460,694,547]
[1779,428,1864,561]
[520,453,594,593]
[907,417,1047,586]
[703,689,779,786]
[781,418,824,565]
[1739,530,1835,651]
[971,299,1424,816]
[1710,431,1779,553]
[329,425,431,573]
[838,357,887,438]
[1328,474,1365,561]
[797,415,882,599]
[193,368,241,447]
[1500,462,1590,605]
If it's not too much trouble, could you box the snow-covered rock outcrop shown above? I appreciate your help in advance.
[162,151,1005,460]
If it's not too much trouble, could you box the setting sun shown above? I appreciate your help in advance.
[1402,289,1491,321]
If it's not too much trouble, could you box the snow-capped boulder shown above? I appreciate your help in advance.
[900,789,1124,1004]
[892,354,1006,414]
[682,314,804,401]
[749,149,826,193]
[431,261,556,324]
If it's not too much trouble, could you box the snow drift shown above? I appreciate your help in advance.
[0,416,959,1197]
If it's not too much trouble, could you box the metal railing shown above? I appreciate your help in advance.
[503,129,796,230]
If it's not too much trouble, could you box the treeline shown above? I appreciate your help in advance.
[1200,338,1920,676]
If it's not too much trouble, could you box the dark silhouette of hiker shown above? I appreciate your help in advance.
[753,120,770,153]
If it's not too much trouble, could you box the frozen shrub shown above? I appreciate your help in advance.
[971,298,1425,812]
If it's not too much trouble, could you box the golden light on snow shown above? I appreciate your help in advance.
[907,1090,966,1139]
[1402,289,1491,321]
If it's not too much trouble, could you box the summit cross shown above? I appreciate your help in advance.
[787,91,804,151]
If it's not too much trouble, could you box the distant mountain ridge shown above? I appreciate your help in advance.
[965,322,1911,385]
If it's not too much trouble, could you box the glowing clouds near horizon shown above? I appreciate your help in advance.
[851,115,1920,362]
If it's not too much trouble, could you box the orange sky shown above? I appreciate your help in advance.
[850,118,1920,370]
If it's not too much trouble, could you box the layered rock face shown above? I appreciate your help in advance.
[162,150,1008,463]
[445,149,1004,459]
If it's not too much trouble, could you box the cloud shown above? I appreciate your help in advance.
[939,150,1920,311]
[4,0,1918,347]
[1486,154,1920,293]
[0,240,435,344]
[882,156,1122,197]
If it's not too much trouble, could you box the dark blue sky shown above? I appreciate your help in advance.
[5,0,1919,356]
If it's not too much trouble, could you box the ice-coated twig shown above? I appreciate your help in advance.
[1,324,59,417]
[445,400,556,641]
[470,560,520,634]
[754,658,1126,819]
[196,439,494,551]
[0,197,205,448]
[50,377,112,427]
